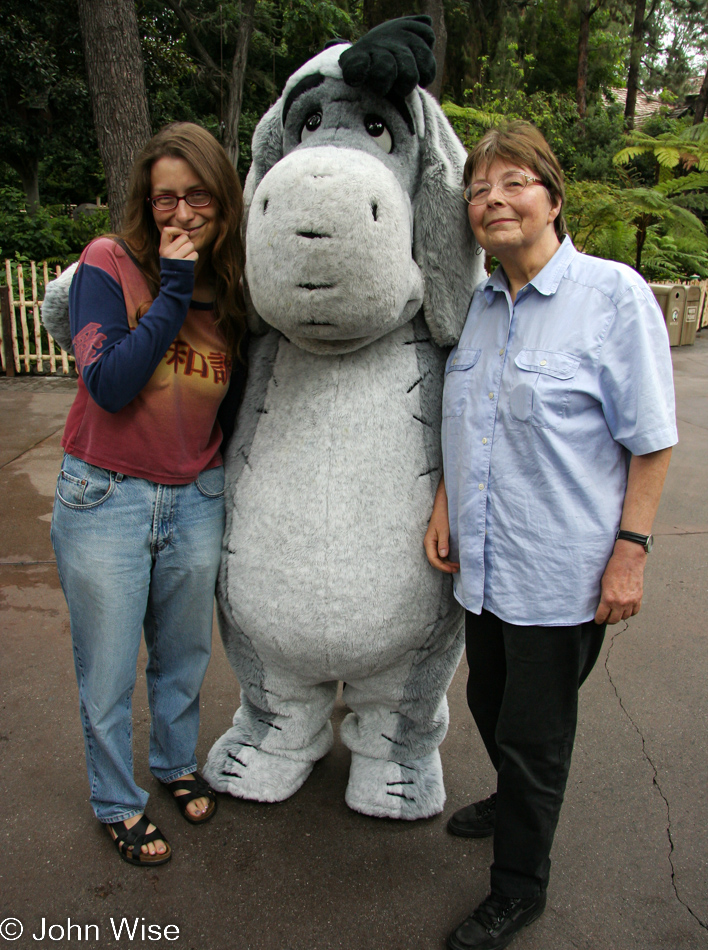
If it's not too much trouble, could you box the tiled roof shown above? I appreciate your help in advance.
[607,87,663,126]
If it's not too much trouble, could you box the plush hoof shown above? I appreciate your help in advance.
[345,749,445,820]
[203,731,314,803]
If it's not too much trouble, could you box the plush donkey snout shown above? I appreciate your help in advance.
[245,146,423,355]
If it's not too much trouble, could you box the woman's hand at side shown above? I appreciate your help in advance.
[424,477,460,574]
[159,226,198,263]
[595,447,672,624]
[594,542,646,625]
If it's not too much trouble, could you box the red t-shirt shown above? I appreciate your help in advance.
[62,238,231,484]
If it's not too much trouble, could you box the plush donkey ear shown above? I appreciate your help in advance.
[244,101,284,203]
[412,89,485,346]
[241,101,285,336]
[41,261,79,355]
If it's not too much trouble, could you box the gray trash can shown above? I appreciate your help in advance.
[680,286,701,346]
[650,284,686,347]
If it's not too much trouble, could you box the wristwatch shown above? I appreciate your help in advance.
[615,528,653,553]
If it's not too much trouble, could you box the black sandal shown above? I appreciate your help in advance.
[106,815,172,866]
[167,772,217,824]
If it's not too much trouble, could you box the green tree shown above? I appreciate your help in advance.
[568,176,708,273]
[148,0,359,170]
[564,122,708,275]
[0,0,98,211]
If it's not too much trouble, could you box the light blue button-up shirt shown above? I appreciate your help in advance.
[442,237,678,626]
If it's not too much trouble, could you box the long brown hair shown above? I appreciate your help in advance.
[119,122,246,360]
[463,121,567,241]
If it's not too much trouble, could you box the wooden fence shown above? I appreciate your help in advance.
[0,260,706,377]
[0,260,74,377]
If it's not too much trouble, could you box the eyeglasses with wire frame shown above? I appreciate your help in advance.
[149,191,213,212]
[463,172,543,206]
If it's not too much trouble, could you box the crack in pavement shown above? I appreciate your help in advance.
[0,559,56,566]
[0,424,65,472]
[605,625,708,932]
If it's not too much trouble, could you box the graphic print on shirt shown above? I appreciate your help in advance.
[73,322,107,371]
[164,339,231,384]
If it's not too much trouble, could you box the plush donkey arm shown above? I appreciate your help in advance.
[339,15,436,97]
[41,262,78,355]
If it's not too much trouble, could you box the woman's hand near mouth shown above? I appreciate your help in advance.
[159,226,198,263]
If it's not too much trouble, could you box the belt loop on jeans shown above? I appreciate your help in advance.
[114,472,124,482]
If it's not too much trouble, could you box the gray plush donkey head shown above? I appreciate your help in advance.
[244,16,484,354]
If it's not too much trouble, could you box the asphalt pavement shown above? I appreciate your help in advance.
[0,337,706,950]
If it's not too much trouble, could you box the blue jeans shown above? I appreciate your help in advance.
[51,454,225,824]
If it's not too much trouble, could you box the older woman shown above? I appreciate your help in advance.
[425,121,676,950]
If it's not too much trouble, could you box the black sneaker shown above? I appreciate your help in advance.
[447,891,547,950]
[447,793,496,838]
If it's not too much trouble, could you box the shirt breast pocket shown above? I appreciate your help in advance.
[442,348,482,418]
[509,349,580,430]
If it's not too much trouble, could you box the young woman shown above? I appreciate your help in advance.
[425,121,676,950]
[51,122,246,866]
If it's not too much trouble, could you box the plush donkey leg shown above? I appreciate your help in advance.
[204,682,337,802]
[340,615,463,819]
[346,748,445,819]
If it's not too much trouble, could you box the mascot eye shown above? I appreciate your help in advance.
[364,115,393,153]
[300,112,322,142]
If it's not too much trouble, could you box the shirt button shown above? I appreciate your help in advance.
[452,359,458,365]
[482,437,488,444]
[499,349,505,356]
[478,483,484,490]
[488,392,494,399]
[540,359,547,366]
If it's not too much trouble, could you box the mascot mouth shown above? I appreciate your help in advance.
[295,321,369,344]
[298,282,336,291]
[295,335,371,352]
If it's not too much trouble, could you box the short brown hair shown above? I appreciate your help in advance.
[120,122,246,359]
[463,121,567,240]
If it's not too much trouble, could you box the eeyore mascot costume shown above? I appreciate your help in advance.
[204,17,484,819]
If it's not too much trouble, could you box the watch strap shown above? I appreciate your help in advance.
[615,529,652,552]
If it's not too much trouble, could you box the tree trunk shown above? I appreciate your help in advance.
[693,60,708,125]
[76,0,152,231]
[362,0,414,32]
[635,216,648,272]
[421,0,447,100]
[223,0,257,167]
[576,0,594,120]
[9,156,40,213]
[624,0,647,130]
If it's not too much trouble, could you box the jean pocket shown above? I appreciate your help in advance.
[56,454,115,509]
[510,349,580,429]
[196,465,225,498]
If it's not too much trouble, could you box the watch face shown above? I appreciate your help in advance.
[646,534,654,553]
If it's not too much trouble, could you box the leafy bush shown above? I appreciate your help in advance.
[565,178,708,278]
[442,92,625,185]
[0,185,110,270]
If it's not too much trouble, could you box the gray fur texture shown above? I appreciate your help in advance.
[205,38,484,819]
[41,262,78,354]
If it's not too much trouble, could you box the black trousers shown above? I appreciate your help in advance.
[465,609,606,898]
